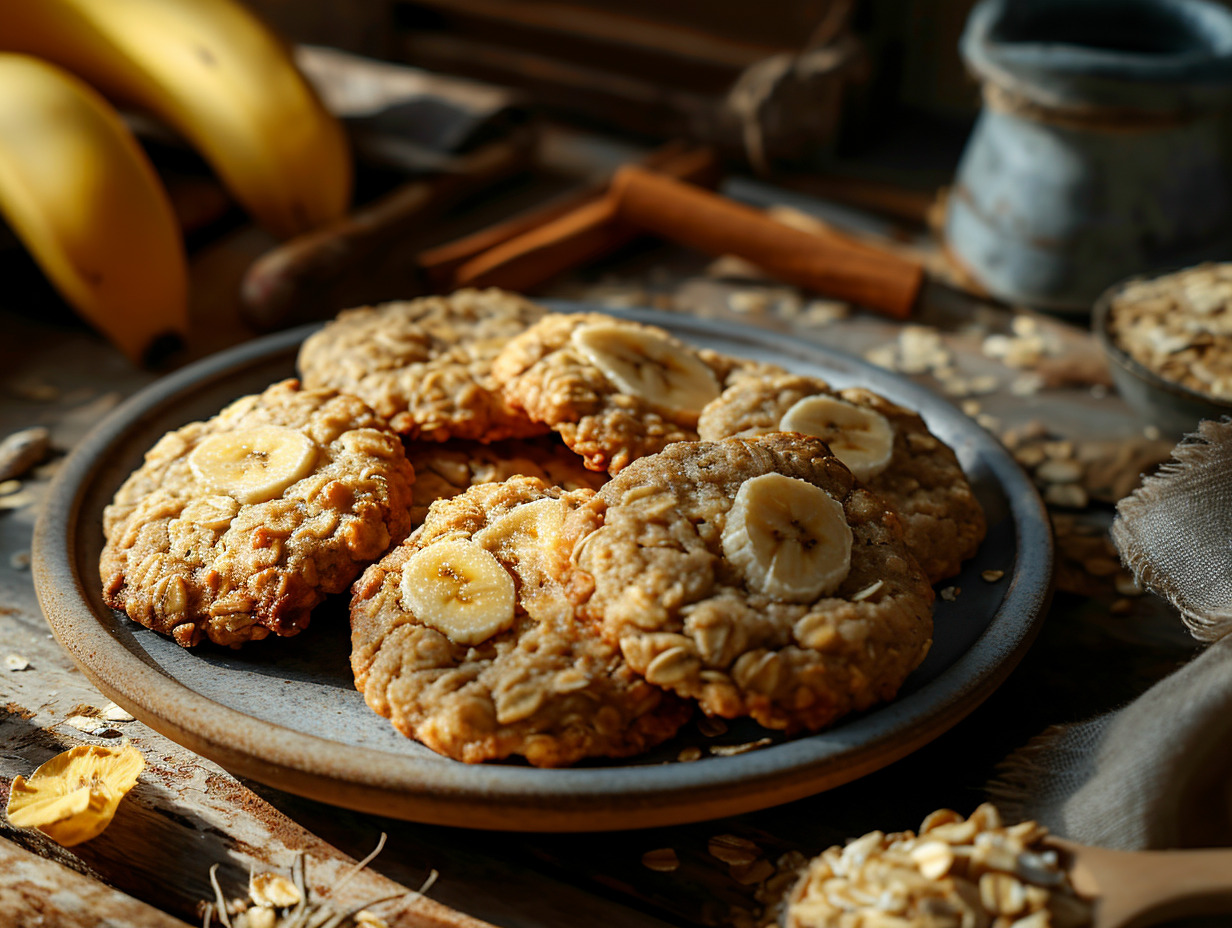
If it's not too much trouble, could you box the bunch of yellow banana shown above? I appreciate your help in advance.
[0,0,352,364]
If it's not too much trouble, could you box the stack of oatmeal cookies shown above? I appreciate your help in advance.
[100,289,985,767]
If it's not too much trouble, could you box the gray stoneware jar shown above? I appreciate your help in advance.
[946,0,1232,312]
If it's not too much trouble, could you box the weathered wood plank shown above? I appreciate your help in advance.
[0,838,195,928]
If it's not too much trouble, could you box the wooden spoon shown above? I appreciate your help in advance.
[1049,838,1232,928]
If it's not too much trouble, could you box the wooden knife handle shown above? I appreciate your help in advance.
[609,165,924,318]
[239,132,534,331]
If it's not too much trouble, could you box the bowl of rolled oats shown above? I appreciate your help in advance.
[1095,264,1232,436]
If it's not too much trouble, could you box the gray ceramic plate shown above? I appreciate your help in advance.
[33,306,1053,832]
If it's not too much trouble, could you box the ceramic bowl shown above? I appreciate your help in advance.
[1093,275,1232,437]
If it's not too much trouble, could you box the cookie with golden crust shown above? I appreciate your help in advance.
[297,288,548,442]
[350,477,691,766]
[697,374,986,582]
[492,312,740,474]
[405,437,607,527]
[565,435,934,734]
[101,379,415,648]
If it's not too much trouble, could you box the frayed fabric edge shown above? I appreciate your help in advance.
[985,723,1077,828]
[1112,417,1232,643]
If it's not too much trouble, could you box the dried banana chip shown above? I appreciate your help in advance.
[5,741,144,846]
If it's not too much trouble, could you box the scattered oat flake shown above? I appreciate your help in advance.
[250,871,303,908]
[898,326,950,374]
[1036,459,1083,483]
[961,400,982,417]
[642,848,680,872]
[981,570,1005,583]
[976,413,1002,431]
[802,299,850,326]
[0,479,19,495]
[1042,440,1074,459]
[943,376,977,398]
[731,859,776,885]
[0,491,33,510]
[1044,483,1089,509]
[939,586,960,602]
[864,344,899,370]
[5,654,30,671]
[850,580,884,602]
[728,290,770,315]
[355,912,390,928]
[1115,575,1144,596]
[101,702,134,723]
[709,834,761,867]
[5,741,144,846]
[697,716,729,738]
[1011,373,1045,396]
[64,716,121,738]
[710,738,773,757]
[677,746,703,763]
[1015,445,1046,468]
[245,909,277,928]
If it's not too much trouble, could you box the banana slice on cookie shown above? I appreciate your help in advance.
[399,539,517,646]
[350,477,691,766]
[187,425,317,504]
[722,472,852,601]
[474,496,566,553]
[779,395,894,481]
[571,320,720,413]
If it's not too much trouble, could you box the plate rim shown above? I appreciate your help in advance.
[33,305,1054,831]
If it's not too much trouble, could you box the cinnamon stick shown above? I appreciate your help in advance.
[609,165,924,318]
[417,140,706,289]
[449,145,719,292]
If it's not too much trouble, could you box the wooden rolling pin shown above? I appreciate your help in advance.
[609,165,924,318]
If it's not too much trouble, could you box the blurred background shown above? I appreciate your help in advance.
[248,0,982,173]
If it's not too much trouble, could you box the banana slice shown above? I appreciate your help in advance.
[188,426,317,504]
[779,396,894,481]
[400,539,516,646]
[571,321,720,413]
[722,473,852,602]
[473,497,566,557]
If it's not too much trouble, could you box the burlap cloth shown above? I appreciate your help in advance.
[989,419,1232,850]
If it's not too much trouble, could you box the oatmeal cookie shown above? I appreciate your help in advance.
[405,437,606,526]
[492,312,747,473]
[565,435,934,733]
[297,288,548,442]
[101,379,415,648]
[350,477,691,766]
[698,374,985,582]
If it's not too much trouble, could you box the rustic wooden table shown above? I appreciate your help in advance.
[0,127,1201,928]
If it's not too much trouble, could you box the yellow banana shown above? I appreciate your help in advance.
[0,54,187,363]
[0,0,352,239]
